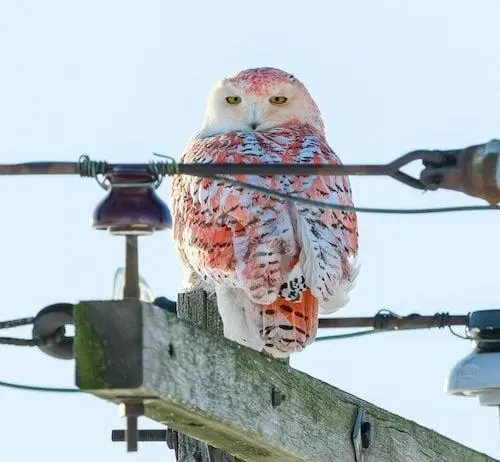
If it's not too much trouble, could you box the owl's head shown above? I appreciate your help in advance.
[199,67,324,137]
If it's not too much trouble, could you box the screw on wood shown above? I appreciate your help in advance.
[271,387,286,408]
[352,407,372,462]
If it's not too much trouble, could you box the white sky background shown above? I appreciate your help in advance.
[0,0,499,460]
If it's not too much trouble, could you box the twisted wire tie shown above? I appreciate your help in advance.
[434,312,450,329]
[373,309,401,330]
[149,153,180,175]
[77,154,108,177]
[147,154,180,189]
[77,154,179,190]
[77,155,109,190]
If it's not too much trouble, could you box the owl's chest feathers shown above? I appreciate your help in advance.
[187,125,324,163]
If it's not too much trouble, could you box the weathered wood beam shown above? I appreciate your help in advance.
[175,290,239,462]
[74,296,496,462]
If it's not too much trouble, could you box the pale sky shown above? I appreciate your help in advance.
[1,1,499,460]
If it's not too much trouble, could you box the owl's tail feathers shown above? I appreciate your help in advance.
[253,288,319,358]
[216,287,319,359]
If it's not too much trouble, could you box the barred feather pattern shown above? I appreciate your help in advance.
[171,123,358,357]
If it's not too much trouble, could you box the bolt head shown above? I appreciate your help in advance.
[166,428,177,450]
[360,421,372,449]
[271,387,286,408]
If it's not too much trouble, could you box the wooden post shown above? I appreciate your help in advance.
[175,291,238,462]
[74,295,498,462]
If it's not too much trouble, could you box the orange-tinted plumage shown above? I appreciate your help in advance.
[171,68,359,357]
[259,289,319,352]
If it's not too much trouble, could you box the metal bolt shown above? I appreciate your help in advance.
[166,428,178,450]
[112,429,167,442]
[118,401,145,452]
[271,387,286,408]
[352,407,373,462]
[360,421,372,449]
[112,404,178,454]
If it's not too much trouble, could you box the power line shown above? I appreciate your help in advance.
[0,150,436,188]
[0,337,38,346]
[0,380,79,393]
[315,326,470,342]
[0,317,35,329]
[0,313,78,392]
[316,310,469,341]
[0,309,470,349]
[1,144,497,213]
[0,316,38,346]
[317,311,469,329]
[316,330,386,341]
[209,175,499,214]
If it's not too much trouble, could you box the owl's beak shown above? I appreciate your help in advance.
[247,103,261,130]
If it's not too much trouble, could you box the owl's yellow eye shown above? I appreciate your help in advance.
[269,96,288,105]
[225,96,242,105]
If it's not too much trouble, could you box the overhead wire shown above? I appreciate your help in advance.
[0,380,79,393]
[209,174,499,215]
[0,316,38,346]
[1,150,498,214]
[316,330,386,341]
[0,142,496,396]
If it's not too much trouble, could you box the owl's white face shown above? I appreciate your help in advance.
[199,67,324,137]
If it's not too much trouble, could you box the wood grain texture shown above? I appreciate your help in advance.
[176,291,238,462]
[74,296,497,462]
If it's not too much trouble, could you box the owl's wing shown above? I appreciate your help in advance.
[289,134,359,312]
[172,131,298,304]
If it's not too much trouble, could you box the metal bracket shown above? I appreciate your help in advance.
[117,400,144,452]
[352,407,372,462]
[111,400,178,454]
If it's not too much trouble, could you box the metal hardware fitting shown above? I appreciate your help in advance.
[271,386,286,408]
[352,407,372,462]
